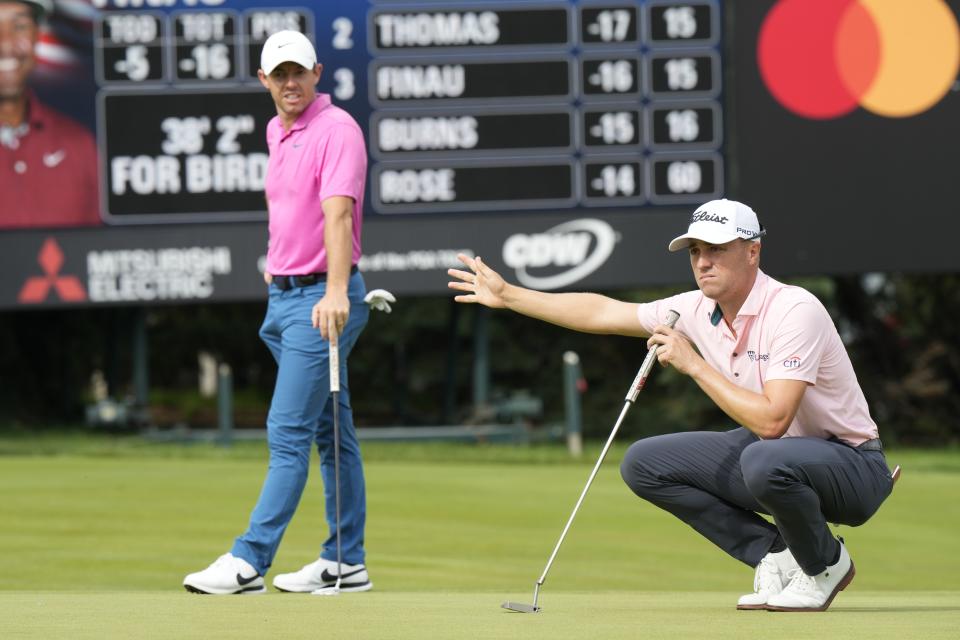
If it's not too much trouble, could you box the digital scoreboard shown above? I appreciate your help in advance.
[6,0,960,311]
[92,0,725,222]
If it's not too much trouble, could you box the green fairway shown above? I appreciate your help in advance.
[1,438,958,638]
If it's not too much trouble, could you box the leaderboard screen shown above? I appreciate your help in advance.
[6,0,960,310]
[90,0,725,222]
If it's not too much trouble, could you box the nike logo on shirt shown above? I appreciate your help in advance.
[43,149,66,168]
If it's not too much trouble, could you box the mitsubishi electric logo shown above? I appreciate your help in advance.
[502,218,617,290]
[18,238,87,304]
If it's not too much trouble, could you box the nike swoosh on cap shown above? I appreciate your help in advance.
[320,568,366,582]
[236,573,260,586]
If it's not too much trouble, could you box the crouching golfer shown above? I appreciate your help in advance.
[448,199,896,612]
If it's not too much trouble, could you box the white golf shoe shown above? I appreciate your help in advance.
[736,547,800,610]
[183,553,265,595]
[766,540,855,612]
[272,557,373,593]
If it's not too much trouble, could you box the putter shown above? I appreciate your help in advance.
[315,326,343,596]
[502,310,681,613]
[314,292,395,596]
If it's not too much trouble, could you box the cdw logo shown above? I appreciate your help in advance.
[18,238,87,304]
[502,219,617,290]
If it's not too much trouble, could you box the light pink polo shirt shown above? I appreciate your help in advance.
[264,93,366,276]
[636,270,878,445]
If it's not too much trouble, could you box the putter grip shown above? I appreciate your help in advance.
[329,333,340,393]
[625,309,680,402]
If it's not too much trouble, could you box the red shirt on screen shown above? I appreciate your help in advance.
[1,95,100,229]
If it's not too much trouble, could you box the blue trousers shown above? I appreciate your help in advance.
[232,271,369,575]
[620,428,894,575]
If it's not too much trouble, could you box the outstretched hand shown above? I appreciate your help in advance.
[447,253,507,308]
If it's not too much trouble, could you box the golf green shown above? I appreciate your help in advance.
[1,441,957,638]
[4,591,959,639]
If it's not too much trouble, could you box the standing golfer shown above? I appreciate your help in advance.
[184,30,372,595]
[448,198,895,612]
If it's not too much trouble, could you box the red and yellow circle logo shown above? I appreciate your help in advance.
[758,0,960,119]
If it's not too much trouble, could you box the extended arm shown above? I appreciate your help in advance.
[447,253,647,337]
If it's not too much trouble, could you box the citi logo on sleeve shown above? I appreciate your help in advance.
[783,355,802,369]
[758,0,960,119]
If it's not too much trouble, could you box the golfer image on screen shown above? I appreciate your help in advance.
[183,30,372,595]
[0,0,100,229]
[448,198,898,612]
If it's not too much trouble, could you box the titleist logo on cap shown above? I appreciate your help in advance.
[690,211,729,224]
[667,199,763,252]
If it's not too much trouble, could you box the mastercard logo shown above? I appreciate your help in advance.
[758,0,960,119]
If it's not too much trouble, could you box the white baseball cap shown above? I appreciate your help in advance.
[668,199,765,252]
[260,30,317,75]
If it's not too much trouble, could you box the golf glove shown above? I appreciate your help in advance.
[364,289,396,313]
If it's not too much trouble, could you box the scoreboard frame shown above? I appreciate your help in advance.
[86,0,727,223]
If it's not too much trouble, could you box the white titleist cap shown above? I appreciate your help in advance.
[668,199,765,252]
[260,30,317,75]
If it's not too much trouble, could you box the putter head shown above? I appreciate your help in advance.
[312,586,341,597]
[501,601,540,613]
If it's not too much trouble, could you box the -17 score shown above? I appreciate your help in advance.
[585,9,633,42]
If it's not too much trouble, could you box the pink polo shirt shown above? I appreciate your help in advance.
[264,93,366,276]
[636,270,878,445]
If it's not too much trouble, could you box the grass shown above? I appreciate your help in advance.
[1,433,958,638]
[5,592,959,640]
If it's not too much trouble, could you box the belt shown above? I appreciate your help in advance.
[273,265,358,291]
[857,438,883,452]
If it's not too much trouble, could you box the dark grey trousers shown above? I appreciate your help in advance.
[619,428,894,575]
